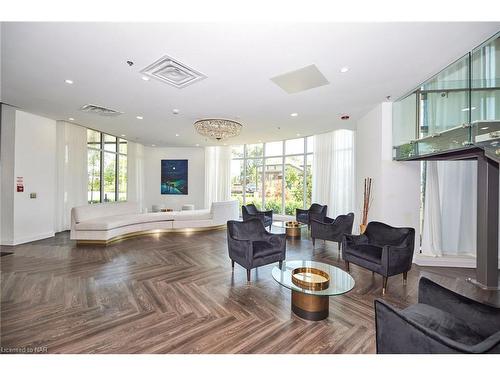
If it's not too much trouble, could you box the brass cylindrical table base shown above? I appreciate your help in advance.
[291,290,329,321]
[286,226,301,238]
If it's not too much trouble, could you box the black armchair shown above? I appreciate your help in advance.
[227,219,286,282]
[296,203,327,228]
[375,277,500,353]
[342,221,415,294]
[242,204,273,230]
[311,213,354,249]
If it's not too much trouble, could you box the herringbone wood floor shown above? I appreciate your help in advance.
[0,229,496,353]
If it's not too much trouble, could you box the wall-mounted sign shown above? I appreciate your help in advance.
[16,177,24,192]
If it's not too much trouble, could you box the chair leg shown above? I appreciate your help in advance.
[403,272,408,285]
[382,276,388,295]
[345,261,350,272]
[279,260,283,269]
[247,269,251,282]
[231,260,235,269]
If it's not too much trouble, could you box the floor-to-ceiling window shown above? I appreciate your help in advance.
[87,129,128,203]
[231,137,313,215]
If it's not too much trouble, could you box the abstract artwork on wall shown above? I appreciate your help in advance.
[161,159,188,195]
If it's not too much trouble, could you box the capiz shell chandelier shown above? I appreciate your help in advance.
[193,118,242,141]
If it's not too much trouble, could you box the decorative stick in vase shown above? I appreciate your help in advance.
[360,177,372,234]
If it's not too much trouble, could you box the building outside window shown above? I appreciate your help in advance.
[87,129,127,203]
[231,137,313,215]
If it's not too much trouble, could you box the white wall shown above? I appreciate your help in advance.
[0,105,57,245]
[143,146,205,211]
[355,102,421,250]
[0,105,16,244]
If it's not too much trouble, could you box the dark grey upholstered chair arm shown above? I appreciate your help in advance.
[381,243,414,275]
[296,208,309,216]
[343,233,369,246]
[311,218,343,238]
[262,209,273,217]
[309,209,326,222]
[228,237,253,262]
[374,299,495,354]
[418,277,500,335]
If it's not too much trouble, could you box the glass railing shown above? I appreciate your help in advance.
[393,31,499,160]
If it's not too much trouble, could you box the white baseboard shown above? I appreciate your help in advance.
[414,253,500,269]
[0,232,55,246]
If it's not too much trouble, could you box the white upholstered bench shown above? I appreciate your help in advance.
[70,200,238,245]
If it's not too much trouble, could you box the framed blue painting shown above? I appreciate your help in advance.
[161,159,188,195]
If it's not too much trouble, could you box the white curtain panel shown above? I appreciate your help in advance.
[54,121,88,232]
[204,146,232,209]
[312,130,355,218]
[421,160,477,257]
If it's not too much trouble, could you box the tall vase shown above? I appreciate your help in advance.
[359,224,367,234]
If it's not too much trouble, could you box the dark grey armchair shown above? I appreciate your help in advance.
[227,219,286,282]
[296,203,327,228]
[375,277,500,353]
[242,204,273,230]
[311,213,354,249]
[342,221,415,294]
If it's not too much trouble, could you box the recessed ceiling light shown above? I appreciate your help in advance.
[195,144,200,147]
[68,117,74,121]
[151,144,156,147]
[65,79,74,84]
[175,134,179,137]
[172,109,180,114]
[340,66,350,73]
[121,134,126,137]
[258,140,262,143]
[290,113,298,117]
[136,116,143,120]
[296,133,301,137]
[481,127,489,130]
[141,76,150,81]
[223,143,227,146]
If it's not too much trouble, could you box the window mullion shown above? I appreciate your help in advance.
[303,137,307,209]
[100,134,104,203]
[281,142,285,215]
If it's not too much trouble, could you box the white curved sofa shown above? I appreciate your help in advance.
[70,200,239,245]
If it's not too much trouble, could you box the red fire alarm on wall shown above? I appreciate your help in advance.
[16,176,24,192]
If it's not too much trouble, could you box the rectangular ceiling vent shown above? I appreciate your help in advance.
[140,55,206,88]
[79,104,123,116]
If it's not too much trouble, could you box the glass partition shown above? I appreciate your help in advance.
[394,71,472,160]
[471,32,500,123]
[393,32,500,160]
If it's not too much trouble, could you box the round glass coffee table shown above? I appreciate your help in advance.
[272,260,355,321]
[272,221,307,238]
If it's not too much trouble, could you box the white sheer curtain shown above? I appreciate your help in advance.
[421,160,477,256]
[54,121,87,232]
[204,146,231,209]
[312,129,355,218]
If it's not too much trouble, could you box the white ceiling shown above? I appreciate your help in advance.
[1,22,499,147]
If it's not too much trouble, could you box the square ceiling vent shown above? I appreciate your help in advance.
[271,64,329,94]
[140,55,206,88]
